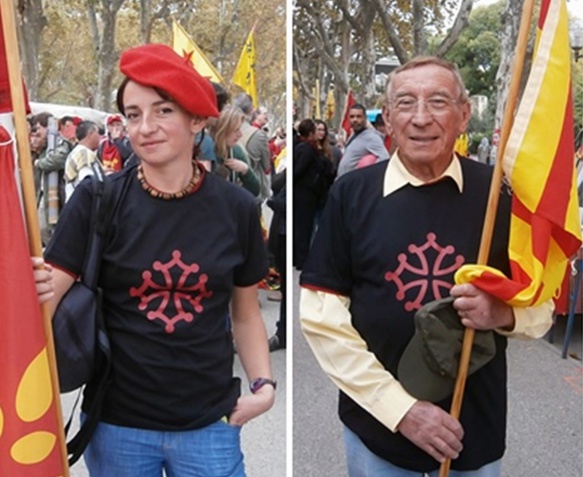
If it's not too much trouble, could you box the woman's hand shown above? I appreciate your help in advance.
[32,257,54,304]
[228,385,275,426]
[224,158,249,174]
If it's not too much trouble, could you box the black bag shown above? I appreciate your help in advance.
[51,164,114,465]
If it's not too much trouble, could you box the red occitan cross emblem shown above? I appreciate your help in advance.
[130,250,213,333]
[384,233,465,311]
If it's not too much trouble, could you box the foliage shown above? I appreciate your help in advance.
[444,1,505,97]
[293,0,472,126]
[21,0,285,125]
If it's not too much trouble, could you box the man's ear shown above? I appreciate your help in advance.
[458,101,472,135]
[381,104,392,136]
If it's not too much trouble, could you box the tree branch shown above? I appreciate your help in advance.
[435,0,473,57]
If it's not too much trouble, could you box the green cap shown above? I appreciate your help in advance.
[397,297,496,402]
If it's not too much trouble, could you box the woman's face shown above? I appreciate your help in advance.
[315,123,326,141]
[226,117,243,148]
[123,81,204,166]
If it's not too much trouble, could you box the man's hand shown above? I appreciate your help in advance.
[451,283,515,331]
[110,124,124,140]
[228,385,275,426]
[397,401,464,464]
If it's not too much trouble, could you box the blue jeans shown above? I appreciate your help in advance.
[344,426,502,477]
[83,417,245,477]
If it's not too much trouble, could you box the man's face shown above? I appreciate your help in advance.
[107,120,124,138]
[30,123,48,151]
[255,109,269,127]
[87,128,101,151]
[383,63,470,179]
[348,108,366,133]
[60,120,77,141]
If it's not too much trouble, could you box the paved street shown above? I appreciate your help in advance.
[293,269,583,477]
[62,287,286,477]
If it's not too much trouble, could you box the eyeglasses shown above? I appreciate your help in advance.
[389,96,459,115]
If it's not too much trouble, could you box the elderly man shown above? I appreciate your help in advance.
[299,56,552,477]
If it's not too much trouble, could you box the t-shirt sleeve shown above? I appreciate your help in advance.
[368,133,390,161]
[44,179,93,276]
[300,182,353,295]
[233,197,268,286]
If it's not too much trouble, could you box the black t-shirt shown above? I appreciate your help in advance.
[300,158,512,472]
[45,165,268,430]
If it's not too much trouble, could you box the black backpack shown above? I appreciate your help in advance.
[52,164,116,465]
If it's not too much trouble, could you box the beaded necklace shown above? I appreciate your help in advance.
[137,160,203,200]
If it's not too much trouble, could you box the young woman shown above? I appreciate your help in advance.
[37,43,275,476]
[210,105,260,197]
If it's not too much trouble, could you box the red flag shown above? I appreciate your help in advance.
[0,8,29,114]
[341,90,355,138]
[456,0,582,306]
[0,126,65,474]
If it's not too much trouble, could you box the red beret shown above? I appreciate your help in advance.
[107,114,123,125]
[119,44,219,118]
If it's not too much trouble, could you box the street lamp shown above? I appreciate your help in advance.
[571,22,583,62]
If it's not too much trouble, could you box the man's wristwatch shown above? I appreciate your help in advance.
[249,377,277,394]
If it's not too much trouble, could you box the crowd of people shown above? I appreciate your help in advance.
[292,100,393,270]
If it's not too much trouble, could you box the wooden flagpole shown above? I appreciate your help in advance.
[0,0,70,474]
[439,0,534,477]
[438,0,536,475]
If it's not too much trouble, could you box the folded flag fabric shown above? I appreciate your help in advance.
[455,0,582,307]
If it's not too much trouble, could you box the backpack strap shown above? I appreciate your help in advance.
[65,169,115,466]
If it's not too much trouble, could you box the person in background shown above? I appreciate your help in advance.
[210,105,261,197]
[372,112,393,154]
[98,113,133,171]
[268,126,286,178]
[337,103,390,177]
[266,167,286,352]
[38,43,275,476]
[327,130,343,173]
[232,93,271,202]
[63,120,102,201]
[251,106,269,131]
[293,118,333,270]
[59,115,82,143]
[31,111,74,245]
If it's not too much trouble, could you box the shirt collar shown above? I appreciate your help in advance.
[382,151,464,197]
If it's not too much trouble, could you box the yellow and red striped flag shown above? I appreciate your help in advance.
[232,27,257,108]
[456,0,582,307]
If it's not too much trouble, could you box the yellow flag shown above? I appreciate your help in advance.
[454,132,468,157]
[172,20,224,84]
[232,28,257,108]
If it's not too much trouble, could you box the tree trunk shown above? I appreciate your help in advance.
[491,0,521,163]
[93,0,125,112]
[434,0,473,57]
[15,0,46,99]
